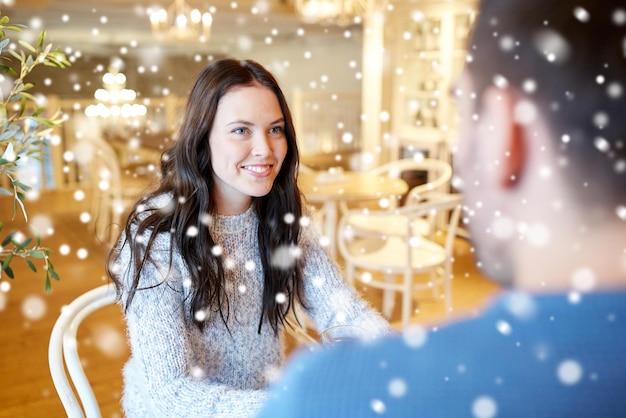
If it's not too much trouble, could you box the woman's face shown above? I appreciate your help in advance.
[209,82,288,215]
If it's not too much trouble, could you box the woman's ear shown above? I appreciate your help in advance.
[481,86,526,189]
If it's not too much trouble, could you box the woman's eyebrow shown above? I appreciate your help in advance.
[226,118,285,127]
[226,119,254,126]
[270,117,285,125]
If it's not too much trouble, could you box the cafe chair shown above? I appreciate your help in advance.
[77,137,152,246]
[342,157,453,236]
[48,283,118,418]
[372,157,452,203]
[338,193,462,329]
[298,163,327,233]
[340,157,452,213]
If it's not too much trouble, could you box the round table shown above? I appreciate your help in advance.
[299,169,409,258]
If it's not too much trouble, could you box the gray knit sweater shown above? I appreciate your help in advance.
[114,196,391,417]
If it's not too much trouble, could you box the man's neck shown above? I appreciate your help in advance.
[515,221,626,293]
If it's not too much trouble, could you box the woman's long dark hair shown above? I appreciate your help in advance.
[106,59,305,334]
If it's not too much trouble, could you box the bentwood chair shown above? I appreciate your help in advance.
[299,163,326,233]
[76,137,150,246]
[48,282,317,418]
[338,193,463,329]
[49,283,118,417]
[341,157,453,233]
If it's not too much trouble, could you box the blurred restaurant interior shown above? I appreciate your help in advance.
[0,0,503,416]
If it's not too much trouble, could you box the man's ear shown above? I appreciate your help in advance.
[482,86,526,189]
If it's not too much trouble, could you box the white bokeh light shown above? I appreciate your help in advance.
[388,378,407,397]
[77,248,88,259]
[370,399,386,414]
[571,267,596,292]
[557,359,583,385]
[402,324,428,348]
[275,292,286,304]
[93,324,127,358]
[21,295,47,320]
[79,212,91,223]
[472,396,498,418]
[496,320,512,335]
[59,244,71,256]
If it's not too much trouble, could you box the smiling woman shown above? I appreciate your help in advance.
[105,58,392,418]
[208,82,288,215]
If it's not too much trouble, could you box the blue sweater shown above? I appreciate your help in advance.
[259,290,626,417]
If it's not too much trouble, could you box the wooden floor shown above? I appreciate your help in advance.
[0,189,501,418]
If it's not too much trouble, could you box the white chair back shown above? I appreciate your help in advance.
[371,157,452,204]
[74,137,150,246]
[48,283,118,418]
[338,193,463,328]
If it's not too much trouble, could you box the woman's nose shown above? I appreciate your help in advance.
[252,134,271,157]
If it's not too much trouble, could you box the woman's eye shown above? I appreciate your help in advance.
[270,126,284,135]
[233,127,248,135]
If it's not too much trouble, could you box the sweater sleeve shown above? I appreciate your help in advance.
[116,233,268,418]
[297,223,393,337]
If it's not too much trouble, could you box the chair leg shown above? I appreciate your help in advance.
[382,273,395,319]
[345,263,354,286]
[430,270,440,300]
[402,271,413,329]
[444,268,452,317]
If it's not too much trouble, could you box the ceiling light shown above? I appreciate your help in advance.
[149,0,213,42]
[294,0,370,26]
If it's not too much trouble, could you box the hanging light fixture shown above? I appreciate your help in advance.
[149,0,213,42]
[85,67,147,121]
[294,0,370,26]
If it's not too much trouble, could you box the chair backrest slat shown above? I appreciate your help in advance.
[48,283,117,418]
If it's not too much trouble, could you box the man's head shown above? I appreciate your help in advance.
[455,1,626,289]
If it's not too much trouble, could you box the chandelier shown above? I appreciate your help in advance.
[294,0,370,26]
[85,68,147,120]
[149,0,213,42]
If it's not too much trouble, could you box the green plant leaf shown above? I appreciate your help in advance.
[7,49,21,61]
[24,258,36,272]
[32,107,44,117]
[4,265,14,279]
[1,231,14,246]
[1,254,12,272]
[20,91,36,101]
[17,39,37,54]
[0,64,17,77]
[26,249,45,259]
[12,179,32,192]
[49,265,60,281]
[36,30,46,49]
[0,13,67,290]
[19,96,27,117]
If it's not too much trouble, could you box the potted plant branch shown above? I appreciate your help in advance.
[0,13,71,292]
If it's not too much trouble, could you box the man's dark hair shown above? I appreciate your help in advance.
[467,1,626,206]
